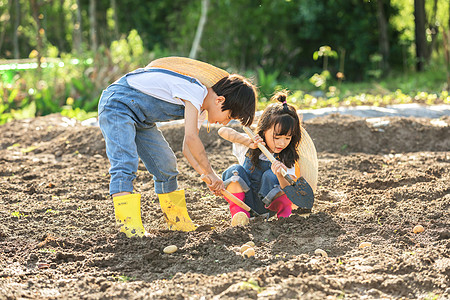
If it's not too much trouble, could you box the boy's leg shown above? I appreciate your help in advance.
[135,125,178,194]
[99,103,148,237]
[135,126,196,231]
[99,104,139,195]
[112,193,152,237]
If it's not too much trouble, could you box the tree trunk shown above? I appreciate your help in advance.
[414,0,427,71]
[30,0,43,72]
[73,0,82,53]
[54,0,65,53]
[0,0,12,57]
[111,0,119,40]
[89,0,97,53]
[427,0,438,59]
[442,30,450,91]
[189,0,209,59]
[376,0,390,74]
[13,0,20,58]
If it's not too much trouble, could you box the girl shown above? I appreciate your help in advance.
[218,90,301,224]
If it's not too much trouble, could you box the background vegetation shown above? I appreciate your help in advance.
[0,0,449,124]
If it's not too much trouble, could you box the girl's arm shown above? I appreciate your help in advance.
[218,127,264,149]
[271,161,297,189]
[183,101,224,192]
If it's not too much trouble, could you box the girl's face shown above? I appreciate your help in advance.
[264,124,292,153]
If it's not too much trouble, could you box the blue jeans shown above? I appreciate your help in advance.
[98,68,195,195]
[222,156,283,215]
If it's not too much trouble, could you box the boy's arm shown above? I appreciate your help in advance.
[218,127,264,149]
[183,101,224,191]
[182,145,205,175]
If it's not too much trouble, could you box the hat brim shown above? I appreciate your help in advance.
[147,56,229,88]
[295,127,318,193]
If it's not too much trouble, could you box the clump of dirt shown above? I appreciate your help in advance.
[0,113,449,299]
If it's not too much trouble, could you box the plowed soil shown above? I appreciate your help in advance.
[0,113,449,299]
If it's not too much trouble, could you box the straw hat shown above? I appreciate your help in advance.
[147,56,229,88]
[295,127,318,193]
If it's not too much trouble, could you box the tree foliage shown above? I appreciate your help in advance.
[1,0,449,80]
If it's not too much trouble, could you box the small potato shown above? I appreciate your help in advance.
[163,245,178,254]
[240,244,251,253]
[231,212,249,227]
[243,247,255,258]
[245,241,255,247]
[314,249,328,257]
[413,225,424,234]
[359,242,372,249]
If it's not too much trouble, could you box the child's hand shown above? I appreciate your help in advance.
[249,134,265,149]
[271,160,287,176]
[205,173,225,196]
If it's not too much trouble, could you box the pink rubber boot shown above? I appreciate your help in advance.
[224,192,250,218]
[267,194,292,218]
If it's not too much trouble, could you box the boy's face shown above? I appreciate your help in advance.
[208,96,232,125]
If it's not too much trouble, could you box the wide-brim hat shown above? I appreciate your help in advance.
[295,127,318,193]
[147,56,229,88]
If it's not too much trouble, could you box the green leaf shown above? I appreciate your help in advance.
[8,88,18,104]
[71,78,85,92]
[313,51,319,61]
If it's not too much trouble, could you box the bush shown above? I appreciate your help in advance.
[0,30,153,125]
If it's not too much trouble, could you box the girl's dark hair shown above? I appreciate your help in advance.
[248,90,301,169]
[212,74,257,127]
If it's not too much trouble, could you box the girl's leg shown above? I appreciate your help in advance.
[260,170,292,218]
[267,193,292,218]
[226,182,243,193]
[222,165,251,218]
[223,164,270,215]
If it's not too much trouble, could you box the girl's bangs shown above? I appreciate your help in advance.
[273,115,295,136]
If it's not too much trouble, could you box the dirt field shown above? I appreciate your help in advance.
[0,113,449,299]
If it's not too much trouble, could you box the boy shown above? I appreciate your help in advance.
[98,57,257,237]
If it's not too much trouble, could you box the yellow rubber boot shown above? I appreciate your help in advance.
[158,189,197,232]
[113,194,146,238]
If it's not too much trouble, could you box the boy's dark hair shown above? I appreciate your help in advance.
[248,90,301,169]
[212,74,257,127]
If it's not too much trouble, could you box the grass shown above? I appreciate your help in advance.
[285,56,449,96]
[1,55,449,124]
[112,275,135,282]
[267,57,450,111]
